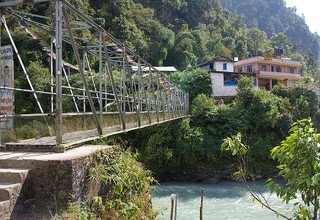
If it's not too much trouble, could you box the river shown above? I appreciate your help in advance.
[152,181,295,220]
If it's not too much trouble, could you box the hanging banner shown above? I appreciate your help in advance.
[0,45,14,133]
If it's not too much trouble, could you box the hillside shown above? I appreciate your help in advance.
[219,0,320,58]
[5,0,320,75]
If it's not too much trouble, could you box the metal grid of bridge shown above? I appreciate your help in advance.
[0,0,189,151]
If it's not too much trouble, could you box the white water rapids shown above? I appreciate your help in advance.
[152,181,297,220]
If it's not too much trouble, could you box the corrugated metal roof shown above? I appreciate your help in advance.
[131,66,177,72]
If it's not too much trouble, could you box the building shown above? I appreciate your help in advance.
[197,57,239,97]
[201,57,234,72]
[234,56,302,90]
[207,56,302,97]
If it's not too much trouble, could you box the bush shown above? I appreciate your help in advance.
[55,148,157,220]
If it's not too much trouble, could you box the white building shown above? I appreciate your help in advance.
[200,57,241,97]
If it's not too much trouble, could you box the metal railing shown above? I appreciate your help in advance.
[0,0,189,149]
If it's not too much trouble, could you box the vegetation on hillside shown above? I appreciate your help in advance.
[1,0,319,115]
[220,0,320,57]
[113,73,320,180]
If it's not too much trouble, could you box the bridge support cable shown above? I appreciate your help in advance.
[1,15,44,114]
[62,6,103,136]
[84,52,100,102]
[62,66,80,112]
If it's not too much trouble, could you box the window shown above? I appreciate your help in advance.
[209,63,214,70]
[261,65,267,71]
[276,66,282,72]
[289,67,295,74]
[247,65,253,73]
[271,66,274,72]
[224,73,238,86]
[223,63,227,70]
[237,67,243,73]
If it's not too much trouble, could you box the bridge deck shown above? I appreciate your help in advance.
[2,112,186,152]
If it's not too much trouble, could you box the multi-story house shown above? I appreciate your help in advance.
[234,56,302,90]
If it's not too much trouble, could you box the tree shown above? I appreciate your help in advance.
[271,32,292,54]
[247,28,268,56]
[170,68,212,101]
[267,118,320,219]
[222,118,320,220]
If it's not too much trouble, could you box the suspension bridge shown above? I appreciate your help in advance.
[0,0,189,152]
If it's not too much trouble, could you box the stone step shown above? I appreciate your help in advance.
[0,169,29,183]
[0,182,21,201]
[0,200,11,220]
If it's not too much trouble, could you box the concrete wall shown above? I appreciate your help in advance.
[0,146,110,218]
[215,61,234,72]
[211,73,238,97]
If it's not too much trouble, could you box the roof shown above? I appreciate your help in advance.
[154,66,178,72]
[214,56,234,62]
[234,56,302,67]
[131,66,177,72]
[192,57,234,70]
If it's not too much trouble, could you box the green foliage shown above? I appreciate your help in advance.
[15,124,39,140]
[89,148,156,219]
[247,28,269,56]
[8,0,320,116]
[220,0,320,58]
[123,79,320,180]
[15,120,50,140]
[267,118,320,219]
[221,132,248,156]
[191,94,216,117]
[221,132,249,180]
[56,148,156,219]
[271,32,292,54]
[170,68,212,101]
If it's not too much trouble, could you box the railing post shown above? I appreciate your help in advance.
[99,31,103,127]
[55,0,63,147]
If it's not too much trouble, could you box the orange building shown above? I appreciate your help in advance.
[234,56,302,90]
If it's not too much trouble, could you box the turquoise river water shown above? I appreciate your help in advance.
[152,181,296,220]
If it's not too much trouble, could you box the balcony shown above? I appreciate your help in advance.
[258,71,302,80]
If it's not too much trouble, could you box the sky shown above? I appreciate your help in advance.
[285,0,320,34]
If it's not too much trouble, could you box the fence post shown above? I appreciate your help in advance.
[200,190,203,220]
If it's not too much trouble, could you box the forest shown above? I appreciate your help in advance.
[0,0,319,115]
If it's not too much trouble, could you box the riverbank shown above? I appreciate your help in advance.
[155,159,279,184]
